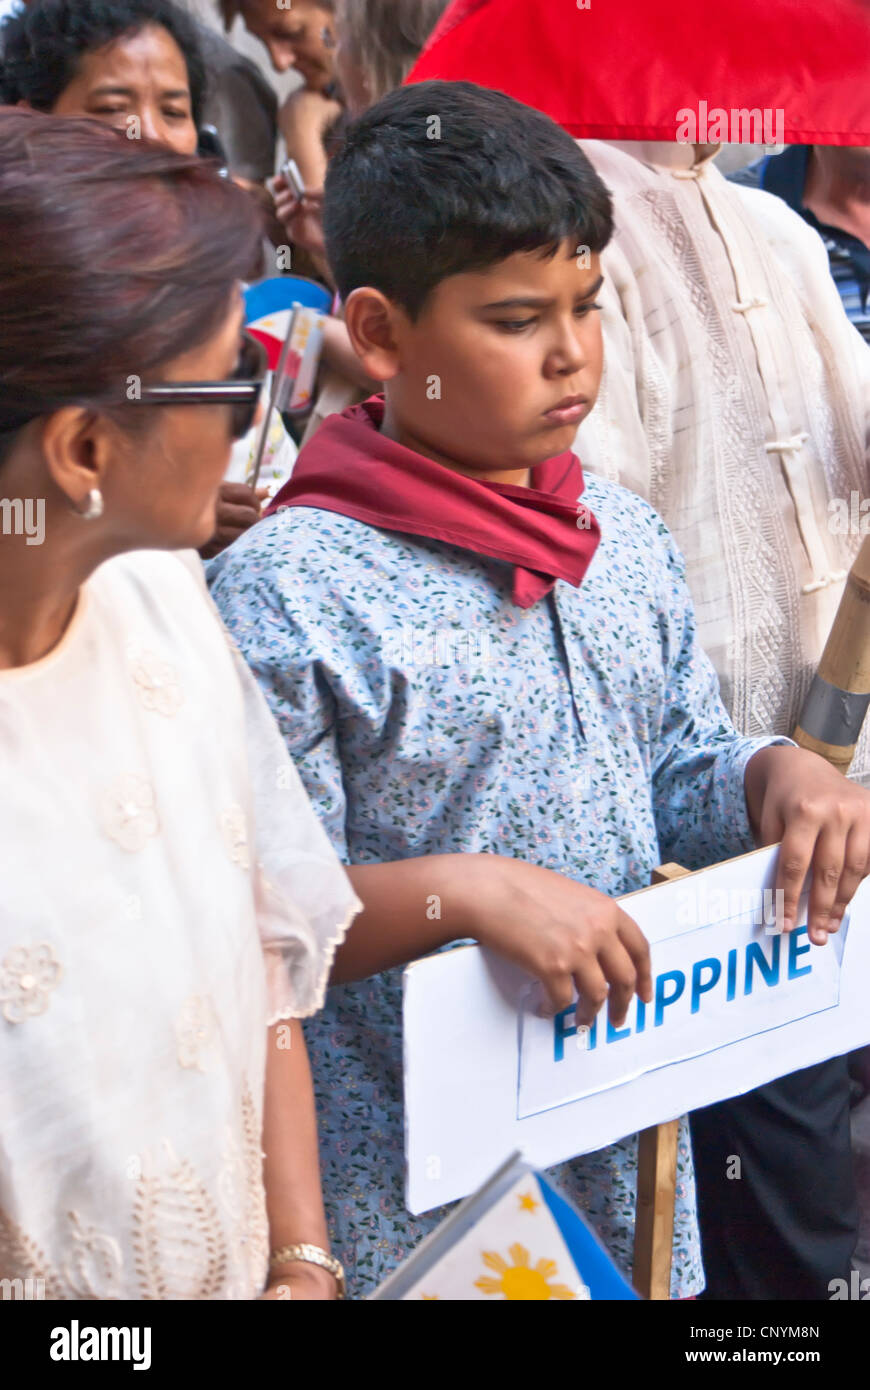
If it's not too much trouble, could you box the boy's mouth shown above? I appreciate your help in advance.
[542,395,589,426]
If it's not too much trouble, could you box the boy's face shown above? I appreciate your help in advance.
[382,240,604,479]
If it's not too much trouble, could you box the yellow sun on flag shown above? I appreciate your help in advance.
[517,1191,539,1213]
[474,1243,577,1300]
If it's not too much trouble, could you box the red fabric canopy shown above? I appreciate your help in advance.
[406,0,870,145]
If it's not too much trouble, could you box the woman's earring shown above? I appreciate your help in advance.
[75,488,104,521]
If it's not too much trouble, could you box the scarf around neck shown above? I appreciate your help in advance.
[265,396,600,608]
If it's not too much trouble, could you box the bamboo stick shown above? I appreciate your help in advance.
[793,535,870,772]
[632,862,688,1300]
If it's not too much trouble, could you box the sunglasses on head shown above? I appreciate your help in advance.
[129,332,268,440]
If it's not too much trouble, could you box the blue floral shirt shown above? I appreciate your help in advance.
[209,473,784,1299]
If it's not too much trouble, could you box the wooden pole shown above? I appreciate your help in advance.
[793,534,870,773]
[632,862,689,1300]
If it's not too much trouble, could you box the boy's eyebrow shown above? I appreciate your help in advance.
[479,275,605,310]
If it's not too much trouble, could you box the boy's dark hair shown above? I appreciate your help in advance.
[323,80,613,319]
[0,0,207,127]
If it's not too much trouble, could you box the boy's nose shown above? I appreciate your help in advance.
[548,324,588,375]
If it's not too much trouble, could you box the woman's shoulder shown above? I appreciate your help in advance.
[92,547,208,604]
[90,549,232,662]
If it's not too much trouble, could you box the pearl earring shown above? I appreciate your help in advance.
[75,488,104,521]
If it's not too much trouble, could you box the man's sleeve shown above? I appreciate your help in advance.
[648,514,793,869]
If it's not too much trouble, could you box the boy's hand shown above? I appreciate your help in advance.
[468,858,653,1028]
[744,745,870,944]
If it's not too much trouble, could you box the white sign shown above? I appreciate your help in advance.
[403,846,870,1214]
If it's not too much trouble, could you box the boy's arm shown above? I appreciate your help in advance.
[340,853,653,1028]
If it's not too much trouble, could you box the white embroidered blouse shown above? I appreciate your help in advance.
[575,140,870,780]
[0,549,360,1299]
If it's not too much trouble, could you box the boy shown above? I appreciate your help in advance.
[210,81,870,1297]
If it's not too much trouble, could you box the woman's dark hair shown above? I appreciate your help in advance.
[324,80,613,320]
[0,0,208,127]
[0,108,262,452]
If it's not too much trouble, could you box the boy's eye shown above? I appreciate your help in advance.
[575,301,603,317]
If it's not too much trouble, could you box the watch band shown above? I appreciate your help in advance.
[269,1242,346,1299]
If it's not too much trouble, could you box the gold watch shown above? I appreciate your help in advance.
[269,1242,346,1299]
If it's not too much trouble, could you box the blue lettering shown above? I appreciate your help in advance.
[606,1014,632,1043]
[553,1007,598,1061]
[690,957,721,1014]
[635,996,646,1034]
[744,936,781,995]
[787,926,813,979]
[654,969,685,1026]
[726,947,737,1001]
[553,1005,575,1062]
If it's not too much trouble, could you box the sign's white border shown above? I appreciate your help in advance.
[403,845,870,1214]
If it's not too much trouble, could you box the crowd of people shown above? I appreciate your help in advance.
[1,0,869,1303]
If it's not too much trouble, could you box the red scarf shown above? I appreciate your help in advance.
[265,396,600,608]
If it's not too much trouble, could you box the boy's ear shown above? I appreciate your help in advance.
[343,287,404,382]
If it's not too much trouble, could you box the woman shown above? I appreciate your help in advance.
[0,108,360,1299]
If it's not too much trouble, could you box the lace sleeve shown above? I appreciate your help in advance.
[234,646,361,1021]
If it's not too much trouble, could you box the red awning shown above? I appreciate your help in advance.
[406,0,870,145]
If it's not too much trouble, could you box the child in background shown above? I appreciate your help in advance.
[209,82,870,1297]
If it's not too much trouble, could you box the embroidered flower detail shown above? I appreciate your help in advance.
[130,649,183,717]
[63,1211,123,1300]
[220,806,250,870]
[176,994,216,1072]
[99,775,159,852]
[0,943,62,1024]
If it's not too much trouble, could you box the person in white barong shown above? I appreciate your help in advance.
[574,137,870,1300]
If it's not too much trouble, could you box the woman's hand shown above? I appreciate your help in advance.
[744,744,870,944]
[199,482,269,560]
[466,857,653,1028]
[272,179,326,259]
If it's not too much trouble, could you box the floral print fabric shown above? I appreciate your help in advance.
[209,473,788,1298]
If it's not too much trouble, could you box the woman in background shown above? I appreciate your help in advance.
[220,0,341,195]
